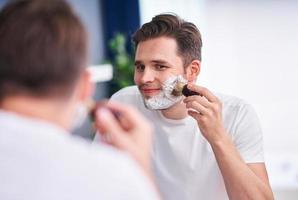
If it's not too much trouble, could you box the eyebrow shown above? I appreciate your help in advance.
[134,60,143,66]
[151,59,169,65]
[134,59,170,66]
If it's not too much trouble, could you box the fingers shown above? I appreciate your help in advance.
[184,94,211,114]
[188,110,202,120]
[95,108,122,134]
[183,95,211,108]
[95,107,130,149]
[187,83,219,103]
[184,84,222,117]
[185,100,209,115]
[94,100,152,149]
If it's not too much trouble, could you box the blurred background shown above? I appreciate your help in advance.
[1,0,297,199]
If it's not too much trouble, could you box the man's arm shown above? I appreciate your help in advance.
[211,134,273,200]
[184,83,274,200]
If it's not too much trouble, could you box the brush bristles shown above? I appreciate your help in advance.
[171,82,186,96]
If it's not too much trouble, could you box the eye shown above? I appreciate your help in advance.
[135,64,145,72]
[155,64,168,71]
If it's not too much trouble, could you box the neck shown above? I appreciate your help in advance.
[161,99,188,120]
[0,95,74,131]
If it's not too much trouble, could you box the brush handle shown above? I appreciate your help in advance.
[182,85,201,97]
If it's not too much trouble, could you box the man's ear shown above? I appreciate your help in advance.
[186,60,200,82]
[77,69,95,102]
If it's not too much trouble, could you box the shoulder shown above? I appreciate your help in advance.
[0,112,159,199]
[111,86,140,101]
[215,93,261,135]
[216,92,255,117]
[110,86,146,109]
[111,85,139,97]
[52,134,136,174]
[215,94,264,163]
[216,92,248,108]
[67,139,158,199]
[41,135,157,199]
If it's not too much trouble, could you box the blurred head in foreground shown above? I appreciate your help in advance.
[0,0,93,129]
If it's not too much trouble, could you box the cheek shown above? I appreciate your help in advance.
[161,71,184,83]
[134,72,140,85]
[158,75,169,84]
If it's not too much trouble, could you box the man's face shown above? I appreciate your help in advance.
[134,36,185,101]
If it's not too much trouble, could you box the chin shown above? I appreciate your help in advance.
[141,93,157,99]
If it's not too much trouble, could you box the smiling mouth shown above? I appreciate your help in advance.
[140,88,161,96]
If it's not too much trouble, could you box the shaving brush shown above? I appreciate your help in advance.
[171,82,200,97]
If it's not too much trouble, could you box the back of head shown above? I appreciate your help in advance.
[132,13,202,66]
[0,0,87,100]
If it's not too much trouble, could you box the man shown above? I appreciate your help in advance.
[108,14,274,199]
[0,0,160,199]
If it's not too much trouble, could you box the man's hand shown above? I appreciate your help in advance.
[94,101,153,175]
[183,83,226,143]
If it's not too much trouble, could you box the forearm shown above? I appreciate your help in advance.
[210,133,274,200]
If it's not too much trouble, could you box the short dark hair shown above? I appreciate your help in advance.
[132,13,202,66]
[0,0,87,99]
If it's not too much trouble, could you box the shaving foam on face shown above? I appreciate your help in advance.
[143,75,187,110]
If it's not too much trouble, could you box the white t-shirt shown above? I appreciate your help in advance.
[109,86,264,200]
[0,110,159,200]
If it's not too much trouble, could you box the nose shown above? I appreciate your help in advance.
[140,68,155,84]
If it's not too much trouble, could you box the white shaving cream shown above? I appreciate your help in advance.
[143,75,187,110]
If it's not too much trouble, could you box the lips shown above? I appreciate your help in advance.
[140,87,161,96]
